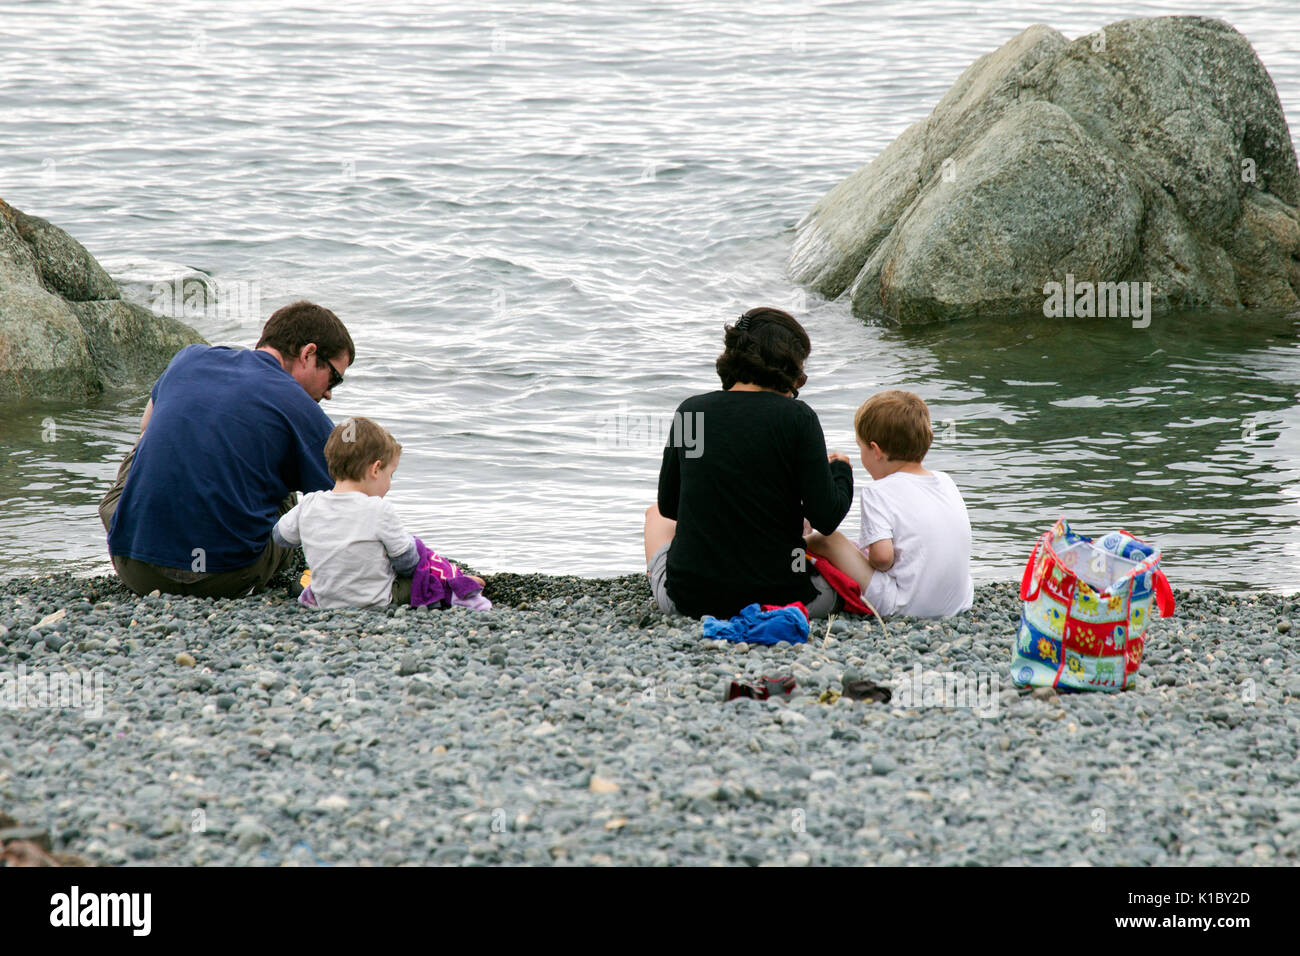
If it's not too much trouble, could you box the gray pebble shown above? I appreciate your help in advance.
[870,754,898,775]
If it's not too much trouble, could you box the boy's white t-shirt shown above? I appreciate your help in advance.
[275,491,417,610]
[857,470,973,618]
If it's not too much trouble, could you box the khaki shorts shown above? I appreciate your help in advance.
[647,543,840,619]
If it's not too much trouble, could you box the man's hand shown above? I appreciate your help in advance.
[828,451,851,466]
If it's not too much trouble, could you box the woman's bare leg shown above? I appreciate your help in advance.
[644,504,676,567]
[804,529,874,594]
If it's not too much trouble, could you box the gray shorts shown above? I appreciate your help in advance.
[647,543,840,619]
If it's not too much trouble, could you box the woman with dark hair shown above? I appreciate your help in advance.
[644,307,854,619]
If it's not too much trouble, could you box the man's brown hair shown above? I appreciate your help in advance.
[853,390,932,462]
[324,417,401,482]
[257,300,356,365]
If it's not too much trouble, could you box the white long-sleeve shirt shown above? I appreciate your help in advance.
[273,490,418,609]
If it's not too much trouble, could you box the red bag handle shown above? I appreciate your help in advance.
[1153,569,1174,617]
[1020,533,1048,601]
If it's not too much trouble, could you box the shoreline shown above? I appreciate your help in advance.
[2,572,1297,866]
[4,565,1297,595]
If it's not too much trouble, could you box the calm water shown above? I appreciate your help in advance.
[2,0,1299,589]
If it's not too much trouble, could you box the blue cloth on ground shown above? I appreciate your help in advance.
[701,603,810,644]
[107,345,336,572]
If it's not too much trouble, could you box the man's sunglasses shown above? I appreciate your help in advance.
[316,355,344,391]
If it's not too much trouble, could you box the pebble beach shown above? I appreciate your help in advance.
[2,570,1297,866]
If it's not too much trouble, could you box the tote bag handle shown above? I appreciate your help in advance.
[1020,532,1050,601]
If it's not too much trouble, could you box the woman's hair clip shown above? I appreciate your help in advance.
[735,315,752,332]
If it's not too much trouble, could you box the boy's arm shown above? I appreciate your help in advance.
[272,503,302,549]
[389,547,419,575]
[377,500,419,574]
[867,538,895,572]
[859,486,894,571]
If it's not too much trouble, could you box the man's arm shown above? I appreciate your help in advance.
[139,397,154,435]
[286,409,336,494]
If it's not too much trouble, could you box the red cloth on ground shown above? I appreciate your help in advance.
[760,600,809,620]
[806,551,873,616]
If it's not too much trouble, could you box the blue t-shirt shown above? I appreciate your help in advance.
[107,345,336,572]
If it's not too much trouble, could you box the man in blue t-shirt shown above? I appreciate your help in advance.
[98,300,355,598]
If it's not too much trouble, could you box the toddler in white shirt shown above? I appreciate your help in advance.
[804,390,972,618]
[274,416,485,610]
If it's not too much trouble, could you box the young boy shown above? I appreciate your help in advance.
[804,390,972,618]
[272,416,485,610]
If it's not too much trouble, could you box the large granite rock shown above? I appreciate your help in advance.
[789,16,1300,323]
[0,199,205,400]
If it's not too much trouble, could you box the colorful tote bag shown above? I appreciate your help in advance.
[1011,517,1174,692]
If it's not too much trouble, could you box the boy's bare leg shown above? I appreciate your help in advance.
[804,529,875,594]
[644,504,676,568]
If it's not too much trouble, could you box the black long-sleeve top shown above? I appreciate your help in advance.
[657,389,854,618]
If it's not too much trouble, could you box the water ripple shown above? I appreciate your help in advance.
[2,0,1299,588]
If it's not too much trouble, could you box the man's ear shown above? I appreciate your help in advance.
[298,343,317,365]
